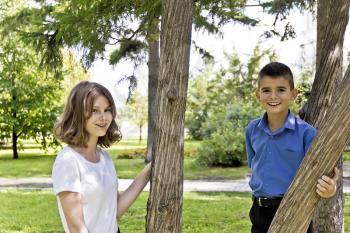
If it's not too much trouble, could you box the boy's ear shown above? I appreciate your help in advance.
[255,89,260,99]
[291,88,298,100]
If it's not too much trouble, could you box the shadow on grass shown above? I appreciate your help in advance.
[192,191,251,198]
[0,153,56,161]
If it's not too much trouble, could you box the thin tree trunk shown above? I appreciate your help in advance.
[139,123,142,144]
[11,83,18,159]
[267,65,350,233]
[146,22,160,162]
[146,0,193,232]
[303,1,350,232]
[12,131,18,159]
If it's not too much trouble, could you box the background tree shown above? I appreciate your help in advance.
[126,90,148,144]
[0,0,89,159]
[268,0,350,232]
[0,37,62,159]
[145,0,193,231]
[60,53,90,105]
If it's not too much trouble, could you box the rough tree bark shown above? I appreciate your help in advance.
[267,64,350,232]
[145,0,193,232]
[307,1,350,232]
[146,21,160,162]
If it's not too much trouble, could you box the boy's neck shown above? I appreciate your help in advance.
[266,111,289,133]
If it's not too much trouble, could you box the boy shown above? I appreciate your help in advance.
[245,62,339,233]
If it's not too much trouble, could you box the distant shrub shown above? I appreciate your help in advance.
[116,147,197,159]
[196,101,261,167]
[117,148,146,159]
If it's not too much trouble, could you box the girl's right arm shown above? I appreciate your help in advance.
[58,191,89,233]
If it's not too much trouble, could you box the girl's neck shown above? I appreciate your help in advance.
[74,137,99,162]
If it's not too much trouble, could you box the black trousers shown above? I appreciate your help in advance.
[118,227,121,233]
[249,203,313,233]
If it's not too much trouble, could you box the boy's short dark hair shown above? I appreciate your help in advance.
[258,62,294,89]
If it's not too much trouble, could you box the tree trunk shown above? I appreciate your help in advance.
[139,123,142,144]
[304,0,348,126]
[146,0,193,232]
[267,65,350,233]
[11,87,18,159]
[303,1,350,232]
[146,22,160,162]
[12,131,18,159]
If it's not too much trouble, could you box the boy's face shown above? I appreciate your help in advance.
[256,76,297,117]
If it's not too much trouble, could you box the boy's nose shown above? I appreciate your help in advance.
[270,90,277,98]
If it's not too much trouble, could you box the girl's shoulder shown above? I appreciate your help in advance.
[54,146,80,165]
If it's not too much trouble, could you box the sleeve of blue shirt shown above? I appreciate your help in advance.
[245,125,254,168]
[304,126,317,155]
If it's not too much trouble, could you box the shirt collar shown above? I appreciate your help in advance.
[258,110,296,134]
[284,111,296,130]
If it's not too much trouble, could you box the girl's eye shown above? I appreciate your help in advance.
[92,109,98,113]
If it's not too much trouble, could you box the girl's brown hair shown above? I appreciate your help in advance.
[54,81,122,147]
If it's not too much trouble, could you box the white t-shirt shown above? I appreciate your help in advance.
[52,146,118,233]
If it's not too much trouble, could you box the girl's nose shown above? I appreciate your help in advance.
[99,112,107,120]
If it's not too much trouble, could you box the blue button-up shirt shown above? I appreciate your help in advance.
[245,111,316,197]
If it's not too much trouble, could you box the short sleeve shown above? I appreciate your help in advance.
[52,151,81,195]
[304,127,317,154]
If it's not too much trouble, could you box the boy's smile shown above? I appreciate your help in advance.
[256,76,297,117]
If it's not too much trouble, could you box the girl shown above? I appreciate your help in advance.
[52,81,151,233]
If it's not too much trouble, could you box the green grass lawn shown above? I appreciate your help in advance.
[0,189,349,233]
[0,189,251,233]
[0,140,249,180]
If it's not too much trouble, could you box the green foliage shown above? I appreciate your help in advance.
[0,35,63,154]
[109,40,147,65]
[196,101,261,167]
[260,0,316,41]
[0,1,88,157]
[187,46,276,166]
[125,90,148,142]
[5,0,262,71]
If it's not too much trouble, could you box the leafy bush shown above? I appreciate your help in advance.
[196,101,261,167]
[116,147,198,159]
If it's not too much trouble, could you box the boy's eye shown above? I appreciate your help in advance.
[278,88,286,92]
[262,89,270,93]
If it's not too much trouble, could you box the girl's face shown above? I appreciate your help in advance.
[85,95,113,140]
